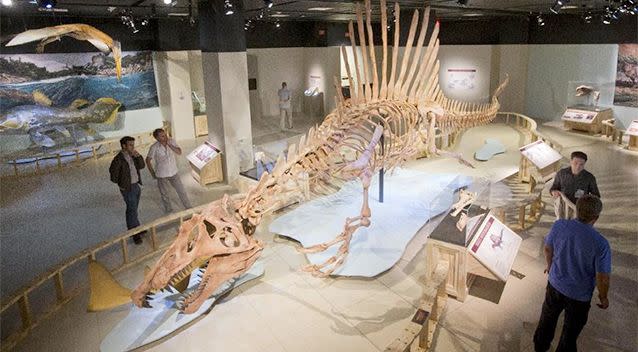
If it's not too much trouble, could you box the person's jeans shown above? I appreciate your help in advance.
[280,107,292,129]
[120,183,141,230]
[157,174,192,213]
[534,283,591,352]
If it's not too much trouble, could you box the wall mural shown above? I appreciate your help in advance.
[0,51,157,149]
[614,44,638,108]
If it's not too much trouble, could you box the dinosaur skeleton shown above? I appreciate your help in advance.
[132,0,509,314]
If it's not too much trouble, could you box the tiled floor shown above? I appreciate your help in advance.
[3,120,637,352]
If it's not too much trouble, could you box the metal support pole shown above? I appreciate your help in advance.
[379,134,384,203]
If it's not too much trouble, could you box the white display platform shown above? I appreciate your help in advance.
[269,169,473,277]
[475,138,506,161]
[467,214,522,281]
[519,140,562,170]
[626,120,638,137]
[100,261,265,352]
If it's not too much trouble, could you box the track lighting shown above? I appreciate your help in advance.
[264,0,273,9]
[582,12,592,23]
[549,0,569,14]
[602,13,612,24]
[224,0,234,15]
[536,15,545,26]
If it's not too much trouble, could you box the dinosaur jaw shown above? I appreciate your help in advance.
[131,241,263,314]
[178,244,263,314]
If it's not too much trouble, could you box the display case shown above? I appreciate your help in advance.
[563,81,613,134]
[192,91,208,137]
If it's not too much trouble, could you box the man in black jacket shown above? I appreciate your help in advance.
[550,151,600,219]
[110,136,146,244]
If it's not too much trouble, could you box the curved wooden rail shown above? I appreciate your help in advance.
[0,201,208,352]
[1,122,171,178]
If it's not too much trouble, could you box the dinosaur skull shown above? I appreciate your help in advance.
[131,195,263,314]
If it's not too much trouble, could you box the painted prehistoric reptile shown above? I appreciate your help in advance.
[5,24,122,80]
[131,0,509,314]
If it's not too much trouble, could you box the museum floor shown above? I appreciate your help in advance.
[1,119,637,352]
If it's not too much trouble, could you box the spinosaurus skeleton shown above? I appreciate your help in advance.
[132,0,509,314]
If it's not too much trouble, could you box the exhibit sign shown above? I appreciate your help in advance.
[187,141,221,170]
[614,44,638,108]
[561,109,597,124]
[467,214,522,281]
[519,140,563,170]
[446,68,476,90]
[626,120,638,137]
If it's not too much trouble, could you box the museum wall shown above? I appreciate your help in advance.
[246,47,306,118]
[304,47,341,114]
[525,44,636,128]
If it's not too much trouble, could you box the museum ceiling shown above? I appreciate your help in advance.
[0,0,633,21]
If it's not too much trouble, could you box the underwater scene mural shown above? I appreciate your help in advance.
[0,51,157,150]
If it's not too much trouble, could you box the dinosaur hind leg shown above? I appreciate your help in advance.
[298,171,373,277]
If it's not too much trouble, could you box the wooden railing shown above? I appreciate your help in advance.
[0,201,208,352]
[494,112,563,152]
[385,260,449,352]
[556,192,577,220]
[601,118,626,145]
[1,122,171,178]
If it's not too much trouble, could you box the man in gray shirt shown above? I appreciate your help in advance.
[550,151,600,219]
[278,82,292,130]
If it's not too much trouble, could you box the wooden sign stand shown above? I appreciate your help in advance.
[187,142,224,186]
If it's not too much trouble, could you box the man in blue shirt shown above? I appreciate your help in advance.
[534,194,611,351]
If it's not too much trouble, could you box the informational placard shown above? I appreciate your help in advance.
[519,140,563,170]
[626,120,638,137]
[467,214,522,281]
[561,109,597,124]
[187,141,220,170]
[446,68,476,90]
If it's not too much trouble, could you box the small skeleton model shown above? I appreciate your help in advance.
[575,85,600,106]
[450,189,477,217]
[131,0,509,314]
[6,24,123,80]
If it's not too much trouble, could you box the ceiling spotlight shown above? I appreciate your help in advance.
[258,10,264,19]
[1,0,13,6]
[275,21,281,28]
[264,0,273,9]
[37,0,56,9]
[163,0,171,4]
[141,19,149,26]
[582,12,593,23]
[602,13,612,24]
[224,0,234,15]
[536,14,545,26]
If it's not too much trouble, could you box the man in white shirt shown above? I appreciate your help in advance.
[146,128,192,213]
[278,82,292,130]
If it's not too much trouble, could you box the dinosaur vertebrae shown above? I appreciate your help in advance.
[236,100,423,223]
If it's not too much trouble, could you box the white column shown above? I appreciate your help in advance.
[156,51,196,141]
[202,51,254,182]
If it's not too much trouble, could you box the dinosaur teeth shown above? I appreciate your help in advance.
[142,300,152,308]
